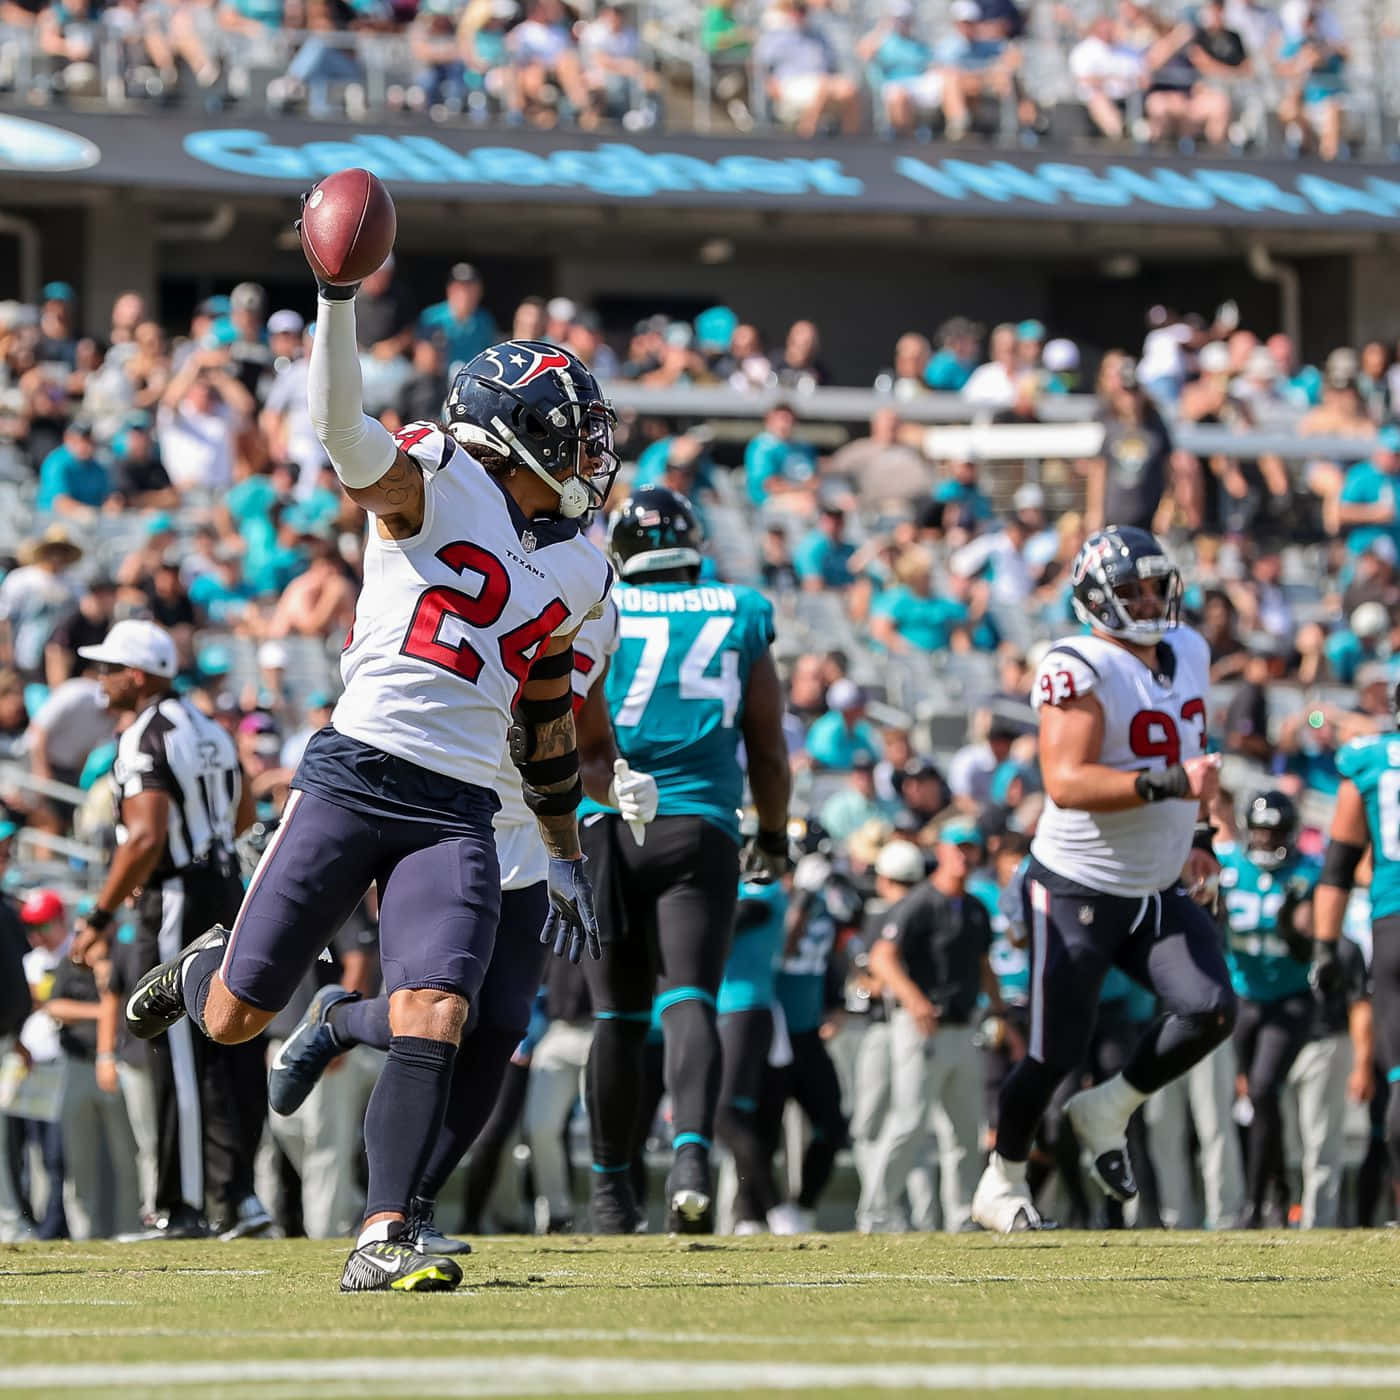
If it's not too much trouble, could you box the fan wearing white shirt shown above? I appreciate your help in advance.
[155,348,254,494]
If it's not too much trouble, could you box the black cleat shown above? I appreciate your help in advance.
[1084,1147,1138,1205]
[268,984,357,1116]
[216,1195,274,1241]
[409,1199,472,1257]
[341,1224,462,1293]
[590,1170,641,1235]
[125,926,229,1041]
[666,1145,714,1235]
[116,1205,211,1242]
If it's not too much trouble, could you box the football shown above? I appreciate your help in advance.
[298,167,396,286]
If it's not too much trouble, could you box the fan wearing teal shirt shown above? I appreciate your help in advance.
[1335,424,1400,557]
[417,264,500,372]
[804,679,879,770]
[793,506,855,589]
[745,404,817,506]
[581,486,792,1237]
[37,424,110,516]
[870,549,972,654]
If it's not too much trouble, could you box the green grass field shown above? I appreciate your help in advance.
[3,1232,1400,1397]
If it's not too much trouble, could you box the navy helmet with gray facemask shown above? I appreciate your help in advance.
[1069,524,1182,646]
[443,339,619,519]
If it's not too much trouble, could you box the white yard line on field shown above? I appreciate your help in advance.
[3,1325,1400,1359]
[7,1355,1400,1394]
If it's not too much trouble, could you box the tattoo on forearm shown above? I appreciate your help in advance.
[536,810,581,861]
[531,706,581,860]
[533,711,575,759]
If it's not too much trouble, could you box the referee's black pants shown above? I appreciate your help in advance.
[133,867,262,1226]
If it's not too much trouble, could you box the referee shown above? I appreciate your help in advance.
[70,620,263,1241]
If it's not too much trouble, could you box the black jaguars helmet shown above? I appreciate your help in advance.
[443,340,618,519]
[1245,790,1298,871]
[606,487,703,580]
[1069,525,1182,645]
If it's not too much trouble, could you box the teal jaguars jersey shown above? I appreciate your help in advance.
[776,890,838,1034]
[587,581,775,842]
[1337,732,1400,921]
[1218,842,1318,1002]
[718,880,786,1016]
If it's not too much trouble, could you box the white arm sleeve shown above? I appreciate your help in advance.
[307,294,398,489]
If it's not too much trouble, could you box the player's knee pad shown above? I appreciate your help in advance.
[1189,986,1237,1045]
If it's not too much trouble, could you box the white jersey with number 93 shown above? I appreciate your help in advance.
[1030,626,1211,896]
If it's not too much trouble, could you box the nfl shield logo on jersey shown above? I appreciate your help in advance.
[521,529,537,553]
[1078,904,1095,926]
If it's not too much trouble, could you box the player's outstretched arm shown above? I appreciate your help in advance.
[304,281,424,539]
[1040,693,1218,813]
[740,649,793,882]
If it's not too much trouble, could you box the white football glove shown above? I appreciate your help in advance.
[609,758,658,846]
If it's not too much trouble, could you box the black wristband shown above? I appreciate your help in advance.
[1191,822,1216,855]
[85,906,113,932]
[755,827,788,854]
[1135,765,1190,803]
[316,280,359,302]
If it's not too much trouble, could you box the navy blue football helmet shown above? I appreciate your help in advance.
[444,340,618,518]
[1069,525,1181,645]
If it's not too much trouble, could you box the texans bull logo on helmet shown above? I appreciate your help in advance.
[475,342,576,392]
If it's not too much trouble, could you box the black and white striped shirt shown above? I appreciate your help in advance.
[113,696,241,881]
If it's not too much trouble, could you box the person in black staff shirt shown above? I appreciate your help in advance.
[108,413,177,513]
[1085,352,1174,534]
[44,576,116,689]
[862,821,1005,1232]
[353,255,414,360]
[69,619,260,1242]
[143,555,197,641]
[41,897,142,1240]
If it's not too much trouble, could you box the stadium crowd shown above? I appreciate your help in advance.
[0,264,1395,1242]
[0,0,1387,159]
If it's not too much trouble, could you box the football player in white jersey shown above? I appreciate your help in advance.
[264,602,653,1255]
[124,215,621,1292]
[971,525,1237,1232]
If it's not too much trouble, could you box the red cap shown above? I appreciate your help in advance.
[20,889,65,926]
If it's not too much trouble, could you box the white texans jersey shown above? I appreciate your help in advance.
[332,422,613,789]
[1030,625,1210,896]
[494,599,619,889]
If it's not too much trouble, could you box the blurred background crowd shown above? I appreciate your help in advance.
[0,260,1395,1240]
[1,0,1399,160]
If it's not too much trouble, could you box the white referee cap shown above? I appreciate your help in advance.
[79,619,177,679]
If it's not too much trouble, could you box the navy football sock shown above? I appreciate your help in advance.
[179,937,228,1038]
[994,1055,1062,1163]
[417,1024,520,1202]
[329,994,391,1051]
[363,1035,457,1219]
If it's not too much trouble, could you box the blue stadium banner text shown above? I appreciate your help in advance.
[9,111,1400,230]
